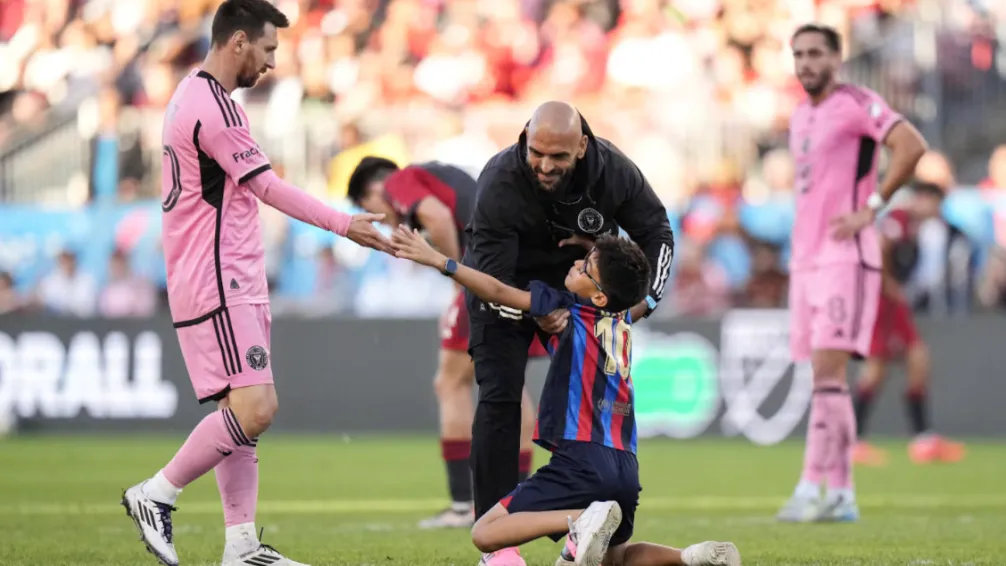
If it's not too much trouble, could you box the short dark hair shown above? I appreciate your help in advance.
[592,235,652,314]
[791,24,842,53]
[347,156,400,205]
[211,0,290,47]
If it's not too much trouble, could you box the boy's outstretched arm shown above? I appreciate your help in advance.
[391,225,532,312]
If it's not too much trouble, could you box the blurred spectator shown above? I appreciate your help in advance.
[915,150,956,191]
[309,245,355,316]
[2,0,1006,317]
[980,145,1006,189]
[740,241,788,308]
[0,271,23,316]
[976,247,1006,310]
[905,183,978,316]
[34,250,98,317]
[98,248,157,318]
[665,243,730,317]
[744,148,794,203]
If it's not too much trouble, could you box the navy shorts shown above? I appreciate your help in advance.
[500,440,641,547]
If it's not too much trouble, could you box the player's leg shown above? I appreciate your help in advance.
[852,355,890,466]
[778,270,822,522]
[421,346,478,528]
[603,541,741,566]
[811,266,880,522]
[472,502,594,554]
[902,331,965,464]
[214,305,304,566]
[470,320,533,518]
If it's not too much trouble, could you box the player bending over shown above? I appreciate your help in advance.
[392,226,739,566]
[348,157,545,528]
[120,2,391,565]
[852,183,964,466]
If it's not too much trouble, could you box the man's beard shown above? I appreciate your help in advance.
[530,158,578,198]
[236,71,259,89]
[801,70,832,96]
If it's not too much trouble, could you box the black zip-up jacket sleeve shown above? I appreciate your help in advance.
[614,163,675,308]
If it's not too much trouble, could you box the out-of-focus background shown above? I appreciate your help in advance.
[3,2,1006,564]
[1,0,1005,321]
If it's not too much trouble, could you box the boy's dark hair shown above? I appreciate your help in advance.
[593,235,652,314]
[211,0,290,47]
[791,24,842,54]
[347,156,400,205]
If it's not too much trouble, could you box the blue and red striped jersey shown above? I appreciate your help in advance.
[529,281,637,454]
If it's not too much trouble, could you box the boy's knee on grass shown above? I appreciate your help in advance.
[471,503,508,553]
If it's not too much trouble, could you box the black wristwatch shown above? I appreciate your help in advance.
[442,258,458,276]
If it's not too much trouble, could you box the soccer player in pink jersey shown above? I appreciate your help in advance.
[777,24,927,523]
[119,1,392,565]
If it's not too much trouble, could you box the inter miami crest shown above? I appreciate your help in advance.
[246,346,269,371]
[577,207,604,234]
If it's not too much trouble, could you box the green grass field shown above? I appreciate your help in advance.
[1,435,1004,565]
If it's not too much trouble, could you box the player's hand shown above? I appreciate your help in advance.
[347,213,395,254]
[558,233,595,250]
[391,224,442,267]
[535,308,570,334]
[830,209,876,240]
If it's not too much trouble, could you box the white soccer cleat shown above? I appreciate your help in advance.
[222,541,310,566]
[121,482,179,566]
[814,493,860,523]
[776,494,820,523]
[418,505,475,529]
[681,541,742,566]
[555,501,622,566]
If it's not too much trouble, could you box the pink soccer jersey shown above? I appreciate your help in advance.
[788,84,903,272]
[160,69,274,325]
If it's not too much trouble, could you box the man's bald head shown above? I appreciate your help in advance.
[525,101,587,193]
[528,101,582,138]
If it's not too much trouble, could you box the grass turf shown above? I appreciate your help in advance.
[1,435,1004,565]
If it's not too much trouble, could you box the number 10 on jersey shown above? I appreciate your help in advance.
[594,316,631,378]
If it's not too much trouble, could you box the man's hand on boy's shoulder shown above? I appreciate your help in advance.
[535,308,569,334]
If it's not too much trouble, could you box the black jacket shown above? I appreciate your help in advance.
[463,116,675,325]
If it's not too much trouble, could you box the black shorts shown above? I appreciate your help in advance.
[500,440,641,547]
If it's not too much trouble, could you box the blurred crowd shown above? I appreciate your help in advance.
[1,0,1005,319]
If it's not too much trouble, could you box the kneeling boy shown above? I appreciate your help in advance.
[391,227,741,566]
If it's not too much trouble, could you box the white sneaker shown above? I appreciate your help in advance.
[814,493,860,523]
[121,481,179,565]
[222,540,310,566]
[418,504,475,529]
[776,494,820,523]
[681,541,742,566]
[557,501,622,566]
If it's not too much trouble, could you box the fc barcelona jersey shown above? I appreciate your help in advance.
[529,281,637,454]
